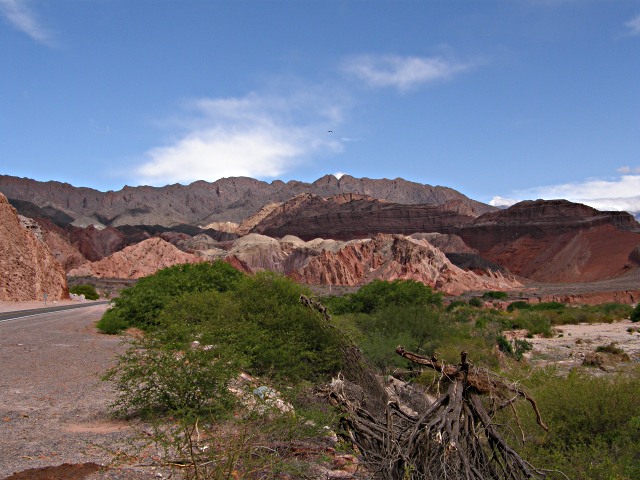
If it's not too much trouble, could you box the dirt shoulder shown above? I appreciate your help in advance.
[0,304,162,479]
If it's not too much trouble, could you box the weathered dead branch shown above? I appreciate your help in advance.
[300,295,551,479]
[329,348,551,479]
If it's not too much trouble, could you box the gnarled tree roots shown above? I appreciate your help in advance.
[328,349,551,480]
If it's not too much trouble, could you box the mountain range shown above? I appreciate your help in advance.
[1,174,639,302]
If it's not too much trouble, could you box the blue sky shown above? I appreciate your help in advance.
[1,1,639,213]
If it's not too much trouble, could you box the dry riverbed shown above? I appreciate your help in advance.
[506,319,640,372]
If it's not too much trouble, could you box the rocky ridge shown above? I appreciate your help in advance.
[0,193,68,301]
[67,237,201,279]
[0,174,494,228]
[69,232,521,295]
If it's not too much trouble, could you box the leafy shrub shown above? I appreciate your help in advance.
[104,333,240,418]
[446,300,467,311]
[507,300,531,312]
[468,297,483,307]
[157,272,345,383]
[513,368,640,479]
[530,301,565,311]
[69,284,99,300]
[496,335,513,354]
[506,311,553,337]
[595,342,625,355]
[323,279,442,315]
[97,261,244,333]
[631,303,640,322]
[482,290,508,300]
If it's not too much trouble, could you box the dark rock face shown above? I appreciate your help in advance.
[249,194,476,241]
[0,174,495,228]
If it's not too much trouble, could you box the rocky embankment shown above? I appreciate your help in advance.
[0,193,67,301]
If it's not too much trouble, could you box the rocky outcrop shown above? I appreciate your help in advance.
[249,193,476,241]
[67,237,201,279]
[0,193,68,301]
[290,234,521,295]
[458,201,640,282]
[72,231,519,294]
[42,230,88,272]
[0,174,494,228]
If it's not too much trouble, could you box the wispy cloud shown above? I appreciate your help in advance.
[625,14,640,36]
[134,91,345,186]
[0,0,54,45]
[343,54,472,92]
[491,171,640,214]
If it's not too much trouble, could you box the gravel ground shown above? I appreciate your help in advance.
[0,304,164,479]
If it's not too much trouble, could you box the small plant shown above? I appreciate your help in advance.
[496,335,513,354]
[468,297,483,307]
[595,342,625,355]
[507,300,531,312]
[482,290,508,300]
[446,300,467,311]
[631,303,640,322]
[69,284,99,300]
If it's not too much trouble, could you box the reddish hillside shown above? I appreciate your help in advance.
[458,200,640,282]
[68,237,201,279]
[0,193,68,301]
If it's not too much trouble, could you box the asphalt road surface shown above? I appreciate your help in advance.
[0,301,110,323]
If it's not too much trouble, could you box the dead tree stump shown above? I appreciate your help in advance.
[329,348,552,480]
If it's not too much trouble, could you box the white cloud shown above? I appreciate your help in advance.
[625,14,640,36]
[333,172,346,179]
[0,0,53,45]
[343,54,472,92]
[494,173,640,214]
[617,165,640,174]
[489,196,520,208]
[135,91,345,186]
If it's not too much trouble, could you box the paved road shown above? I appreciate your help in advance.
[0,302,161,479]
[0,301,110,323]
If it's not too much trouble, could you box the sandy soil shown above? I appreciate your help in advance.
[507,320,640,372]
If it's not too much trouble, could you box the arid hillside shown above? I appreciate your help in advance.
[3,174,640,293]
[0,174,494,228]
[0,192,68,301]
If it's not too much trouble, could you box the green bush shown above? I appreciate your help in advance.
[468,297,483,307]
[530,301,565,311]
[97,261,244,333]
[69,284,99,300]
[507,300,531,312]
[323,279,442,315]
[512,368,640,479]
[104,333,240,418]
[156,272,345,383]
[631,303,640,322]
[482,290,508,300]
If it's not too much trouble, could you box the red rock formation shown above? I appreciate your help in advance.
[67,237,201,279]
[42,230,88,272]
[459,201,640,282]
[0,193,68,301]
[290,234,521,295]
